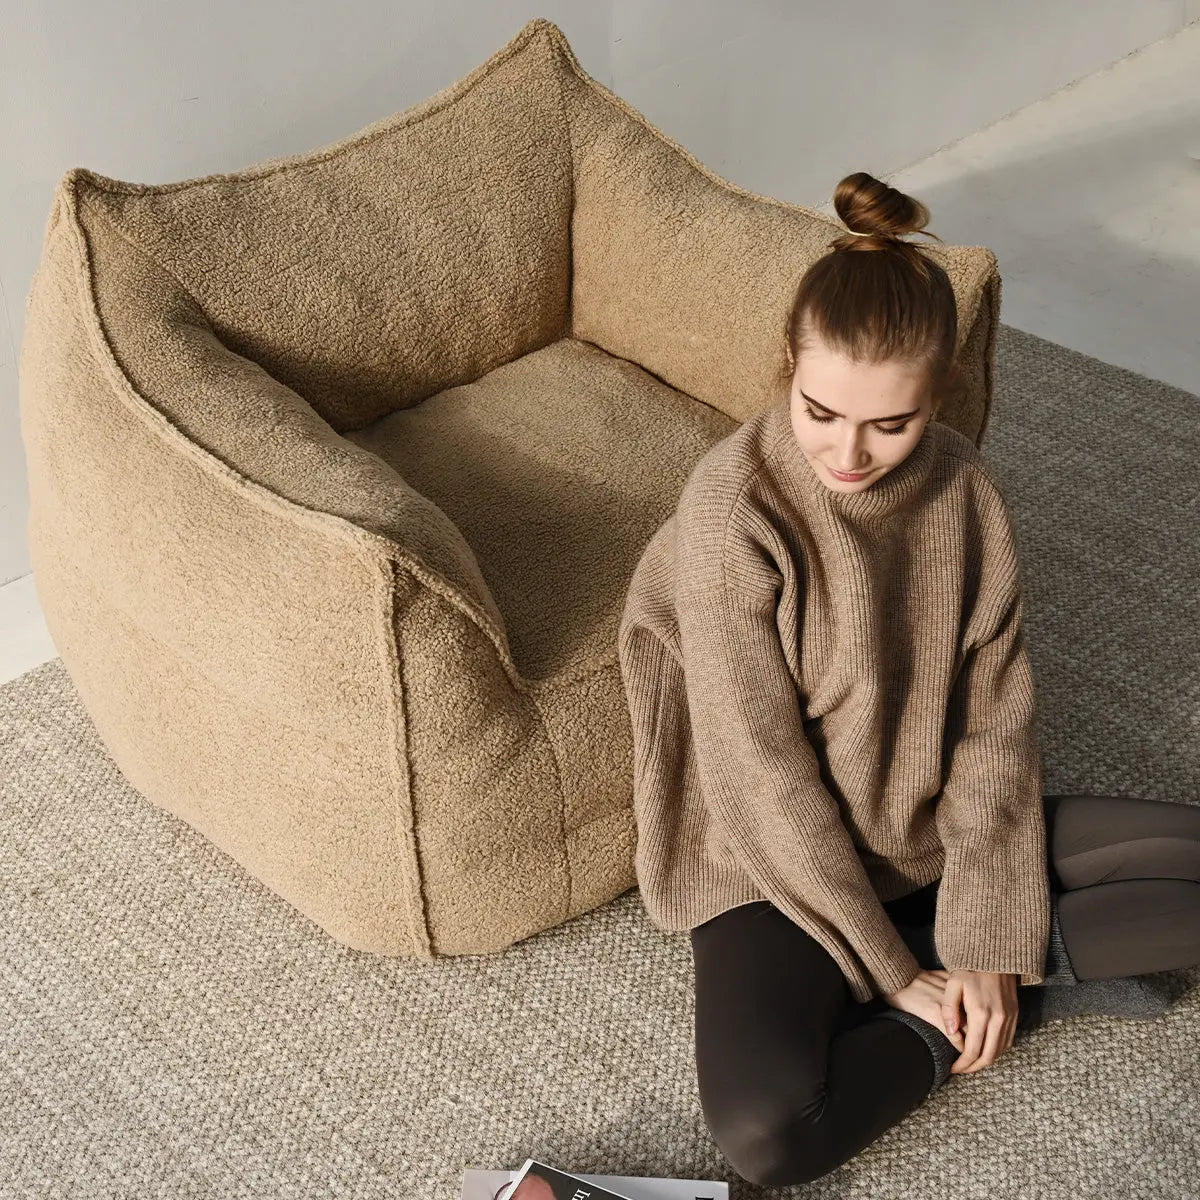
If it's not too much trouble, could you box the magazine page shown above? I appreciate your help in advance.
[461,1160,729,1200]
[500,1158,637,1200]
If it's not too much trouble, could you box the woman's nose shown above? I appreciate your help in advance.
[836,435,868,470]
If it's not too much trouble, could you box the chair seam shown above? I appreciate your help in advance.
[384,558,436,958]
[528,690,574,923]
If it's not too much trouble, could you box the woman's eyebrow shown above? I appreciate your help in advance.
[800,388,920,422]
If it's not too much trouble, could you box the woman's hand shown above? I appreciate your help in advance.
[941,969,1019,1074]
[883,968,957,1036]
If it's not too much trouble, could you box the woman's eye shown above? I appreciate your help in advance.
[805,407,909,437]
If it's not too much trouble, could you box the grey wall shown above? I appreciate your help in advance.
[3,0,1195,586]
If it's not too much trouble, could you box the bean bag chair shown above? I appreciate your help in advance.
[17,17,1002,959]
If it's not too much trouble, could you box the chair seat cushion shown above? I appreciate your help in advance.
[343,336,737,679]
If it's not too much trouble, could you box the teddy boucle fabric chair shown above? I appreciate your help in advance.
[18,17,1003,960]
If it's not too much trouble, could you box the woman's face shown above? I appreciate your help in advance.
[788,336,935,492]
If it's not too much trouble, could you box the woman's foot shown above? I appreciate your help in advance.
[1016,974,1177,1033]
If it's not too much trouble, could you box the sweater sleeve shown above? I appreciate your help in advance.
[676,582,923,1003]
[933,568,1053,986]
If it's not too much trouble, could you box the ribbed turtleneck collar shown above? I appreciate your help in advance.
[764,398,938,524]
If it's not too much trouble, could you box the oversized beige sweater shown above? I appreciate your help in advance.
[617,398,1052,1003]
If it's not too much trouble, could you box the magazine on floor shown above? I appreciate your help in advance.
[460,1159,729,1200]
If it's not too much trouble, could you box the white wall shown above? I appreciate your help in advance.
[2,0,1194,587]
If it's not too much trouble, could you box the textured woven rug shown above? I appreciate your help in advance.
[3,323,1198,1198]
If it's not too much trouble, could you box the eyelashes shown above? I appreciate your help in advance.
[804,406,910,436]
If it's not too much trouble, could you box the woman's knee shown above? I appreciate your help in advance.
[1057,877,1200,978]
[1046,794,1200,889]
[705,1091,843,1188]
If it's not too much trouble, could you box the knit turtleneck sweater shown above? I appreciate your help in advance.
[617,397,1052,1003]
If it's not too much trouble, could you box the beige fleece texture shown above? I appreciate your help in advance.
[17,17,1002,961]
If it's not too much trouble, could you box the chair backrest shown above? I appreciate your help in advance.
[54,16,999,446]
[66,21,575,433]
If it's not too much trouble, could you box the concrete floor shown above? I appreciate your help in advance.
[865,21,1200,400]
[3,23,1197,687]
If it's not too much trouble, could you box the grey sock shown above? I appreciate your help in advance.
[873,1007,957,1093]
[1040,892,1079,985]
[1017,973,1176,1032]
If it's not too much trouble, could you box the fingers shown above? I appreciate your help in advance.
[951,990,993,1073]
[951,1008,986,1073]
[941,977,966,1051]
[959,1012,1008,1074]
[952,1008,1018,1073]
[945,974,1021,1075]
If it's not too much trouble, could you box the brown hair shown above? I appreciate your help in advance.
[779,171,965,418]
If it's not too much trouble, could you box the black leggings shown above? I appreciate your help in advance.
[689,793,1200,1188]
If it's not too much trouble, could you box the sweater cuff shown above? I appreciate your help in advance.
[922,888,1077,986]
[934,844,1052,982]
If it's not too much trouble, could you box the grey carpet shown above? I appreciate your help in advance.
[2,324,1198,1199]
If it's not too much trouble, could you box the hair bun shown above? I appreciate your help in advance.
[832,172,939,252]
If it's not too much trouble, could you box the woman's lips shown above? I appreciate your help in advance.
[829,466,870,481]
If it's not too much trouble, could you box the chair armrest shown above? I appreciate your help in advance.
[77,196,508,638]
